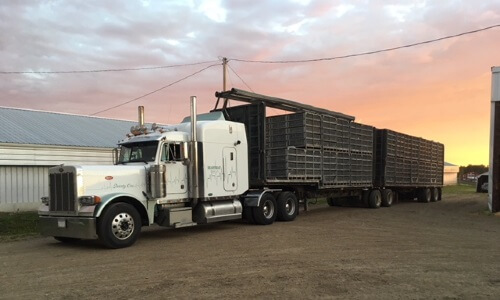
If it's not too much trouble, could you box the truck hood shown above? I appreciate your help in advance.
[79,164,149,199]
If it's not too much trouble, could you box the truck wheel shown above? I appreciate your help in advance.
[381,189,393,207]
[276,191,298,222]
[252,193,277,225]
[368,190,382,209]
[327,197,335,207]
[437,187,442,201]
[431,187,439,202]
[418,188,431,203]
[54,236,81,243]
[97,202,141,249]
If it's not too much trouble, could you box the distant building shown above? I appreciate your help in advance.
[0,107,142,212]
[443,162,459,185]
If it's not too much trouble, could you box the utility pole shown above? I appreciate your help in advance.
[222,57,228,92]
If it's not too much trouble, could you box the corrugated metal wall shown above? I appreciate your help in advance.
[0,166,49,208]
[0,144,114,166]
[0,144,115,211]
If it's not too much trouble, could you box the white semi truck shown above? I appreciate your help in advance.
[39,96,289,248]
[39,89,443,248]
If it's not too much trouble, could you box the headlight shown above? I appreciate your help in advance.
[79,196,102,206]
[41,197,49,206]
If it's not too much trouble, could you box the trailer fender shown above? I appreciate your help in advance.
[242,189,281,207]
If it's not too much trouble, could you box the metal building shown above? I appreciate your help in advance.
[443,162,459,185]
[0,107,139,212]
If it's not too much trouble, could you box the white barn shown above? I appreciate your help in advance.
[443,162,459,185]
[0,107,141,212]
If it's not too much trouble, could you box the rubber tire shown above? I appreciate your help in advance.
[276,191,298,222]
[368,190,382,209]
[418,188,431,203]
[327,197,336,207]
[381,189,393,207]
[437,188,442,201]
[97,202,141,249]
[54,236,81,243]
[431,187,439,202]
[252,193,277,225]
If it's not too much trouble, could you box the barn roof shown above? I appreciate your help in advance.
[0,106,142,148]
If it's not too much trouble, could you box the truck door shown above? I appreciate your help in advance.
[162,143,188,197]
[223,147,237,191]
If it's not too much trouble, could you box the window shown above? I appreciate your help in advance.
[162,143,182,162]
[118,141,159,163]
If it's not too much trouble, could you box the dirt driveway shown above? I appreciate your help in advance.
[1,192,499,299]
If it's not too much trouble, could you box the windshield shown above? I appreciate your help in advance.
[118,141,159,163]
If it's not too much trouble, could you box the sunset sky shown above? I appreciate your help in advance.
[1,0,499,166]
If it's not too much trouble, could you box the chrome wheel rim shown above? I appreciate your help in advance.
[387,194,393,205]
[285,198,295,215]
[111,212,134,240]
[263,200,274,219]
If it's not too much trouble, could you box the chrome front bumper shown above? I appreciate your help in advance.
[39,216,98,239]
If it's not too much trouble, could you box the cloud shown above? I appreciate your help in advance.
[0,0,500,165]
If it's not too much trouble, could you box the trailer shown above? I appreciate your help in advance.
[38,89,444,248]
[214,89,443,208]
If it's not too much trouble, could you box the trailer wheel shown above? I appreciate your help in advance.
[418,188,431,203]
[431,187,439,202]
[97,202,141,249]
[276,191,298,221]
[368,190,382,209]
[252,193,277,225]
[327,197,336,207]
[381,189,393,207]
[437,187,442,201]
[54,236,81,243]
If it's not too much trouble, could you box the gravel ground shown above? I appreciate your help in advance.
[0,192,499,299]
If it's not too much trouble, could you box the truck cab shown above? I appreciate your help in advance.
[39,103,249,248]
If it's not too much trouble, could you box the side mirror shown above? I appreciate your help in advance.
[181,142,190,165]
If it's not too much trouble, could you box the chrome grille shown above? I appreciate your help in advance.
[49,172,76,212]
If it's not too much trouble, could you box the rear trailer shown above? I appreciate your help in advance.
[374,129,444,202]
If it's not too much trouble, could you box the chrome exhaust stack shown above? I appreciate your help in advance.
[189,96,200,200]
[130,106,147,135]
[138,106,145,128]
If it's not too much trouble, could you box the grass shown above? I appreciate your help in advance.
[442,184,477,195]
[0,212,40,242]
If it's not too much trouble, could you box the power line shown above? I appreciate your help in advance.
[230,24,500,64]
[0,60,219,75]
[90,63,219,116]
[227,63,254,92]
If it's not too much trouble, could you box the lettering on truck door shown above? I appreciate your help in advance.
[223,147,237,191]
